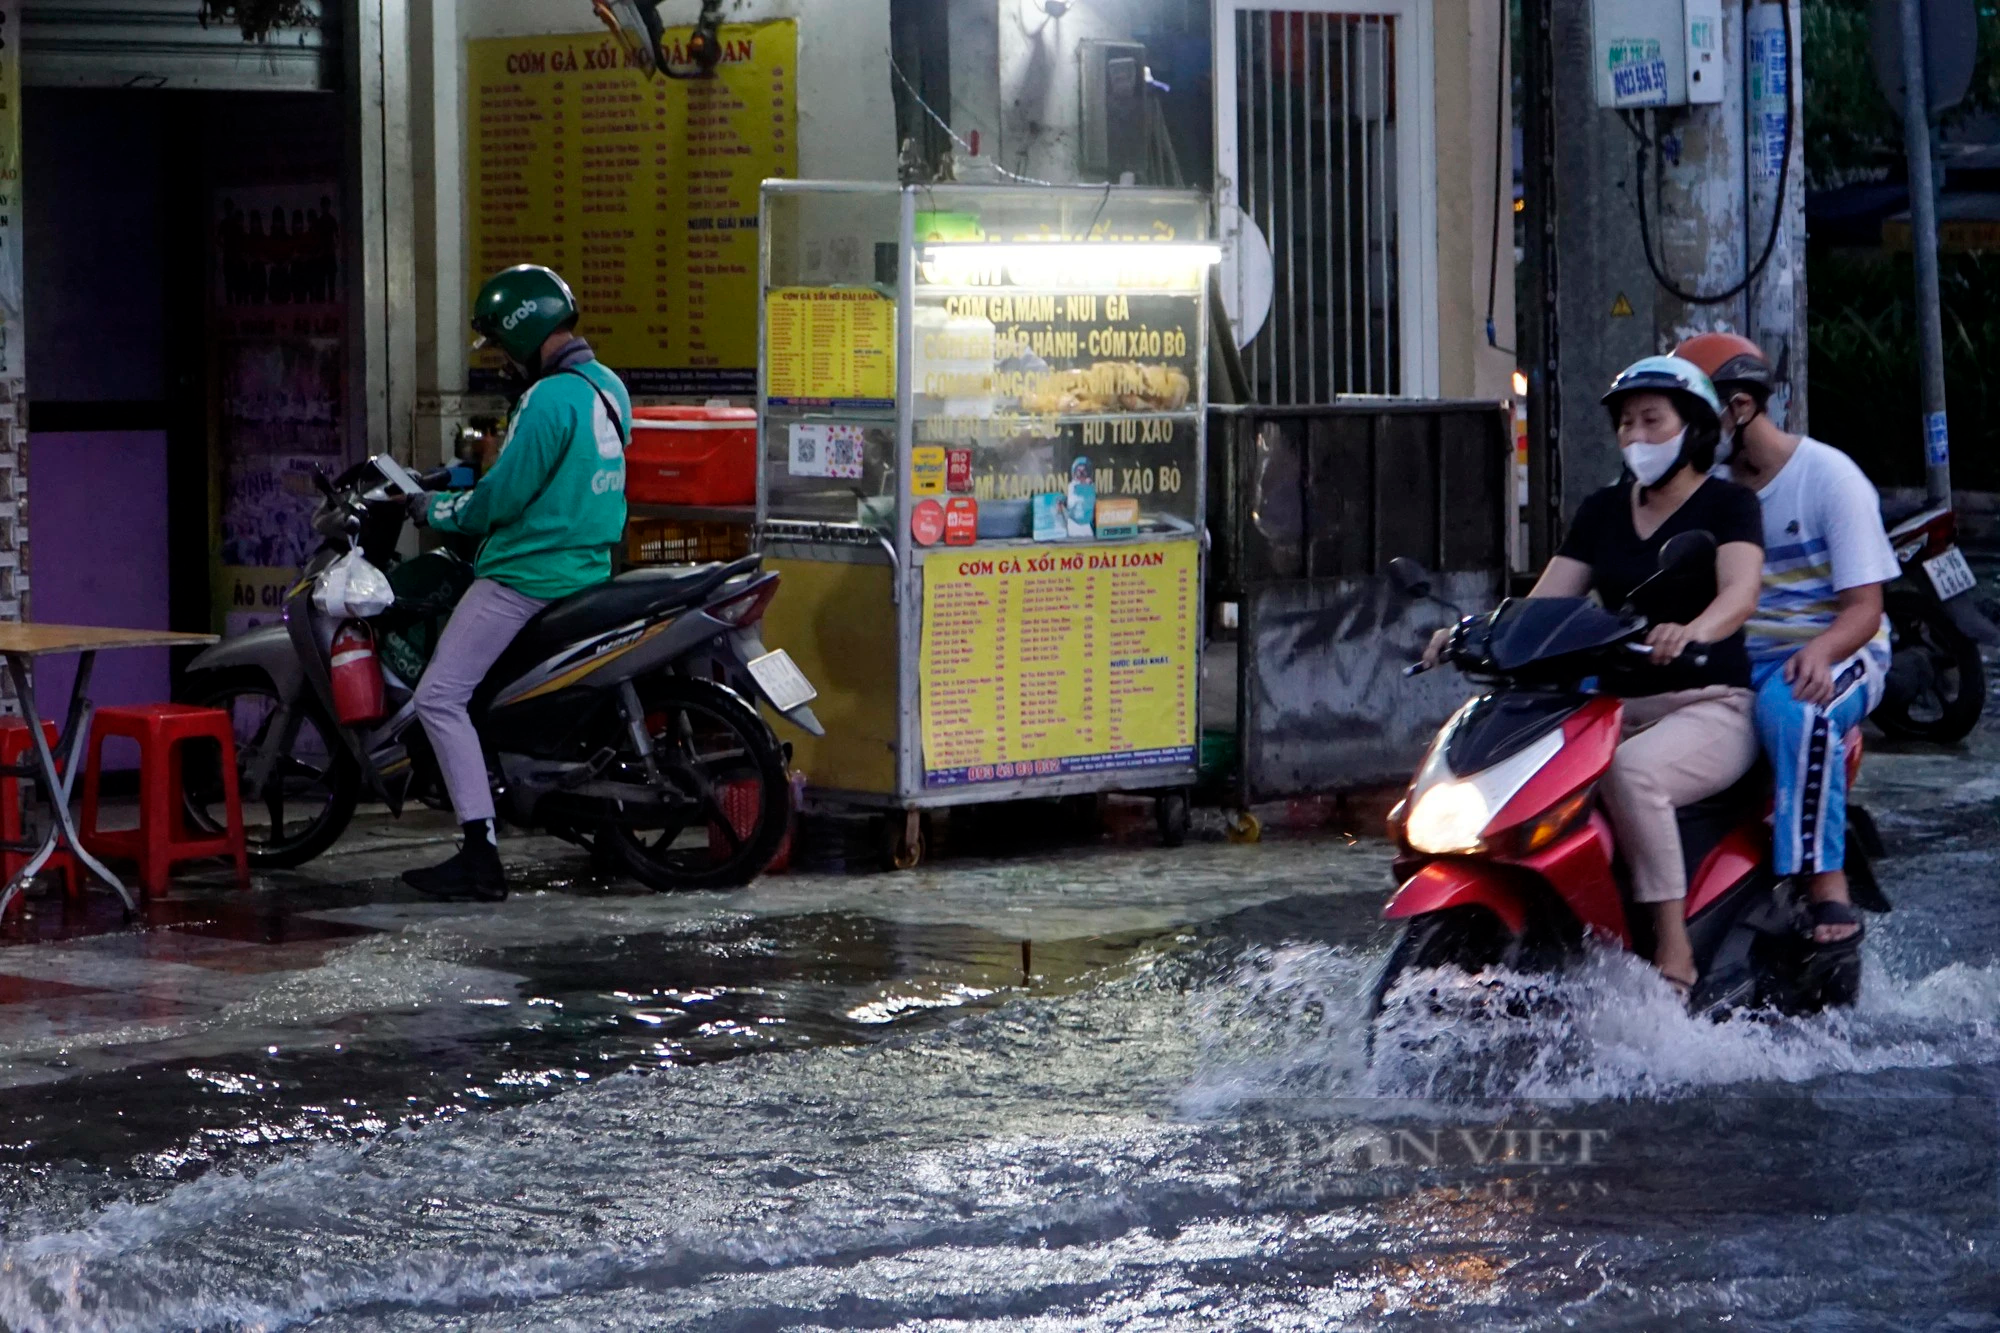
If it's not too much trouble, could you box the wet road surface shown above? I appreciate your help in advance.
[0,721,1996,1328]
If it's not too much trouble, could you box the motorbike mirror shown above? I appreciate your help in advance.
[1387,557,1433,600]
[1657,529,1717,577]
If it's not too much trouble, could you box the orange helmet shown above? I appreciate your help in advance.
[1672,331,1774,400]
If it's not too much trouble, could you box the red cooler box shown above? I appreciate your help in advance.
[627,405,758,506]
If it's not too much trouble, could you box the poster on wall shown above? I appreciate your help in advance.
[210,184,347,637]
[465,20,797,396]
[918,541,1199,787]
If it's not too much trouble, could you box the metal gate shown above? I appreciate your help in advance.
[1214,0,1437,401]
[1210,399,1510,800]
[23,0,340,90]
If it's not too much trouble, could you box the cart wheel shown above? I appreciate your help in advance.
[1225,810,1263,845]
[884,811,926,871]
[1156,790,1191,848]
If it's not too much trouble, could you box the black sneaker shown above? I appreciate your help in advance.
[401,821,508,902]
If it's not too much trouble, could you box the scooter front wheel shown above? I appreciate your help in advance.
[179,669,362,868]
[1368,905,1519,1021]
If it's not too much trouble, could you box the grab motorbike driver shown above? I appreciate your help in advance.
[402,264,632,901]
[1424,357,1765,1001]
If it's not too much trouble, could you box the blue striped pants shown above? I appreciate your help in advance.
[1752,651,1885,876]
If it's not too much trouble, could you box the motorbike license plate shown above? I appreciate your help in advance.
[747,649,818,713]
[1924,546,1978,601]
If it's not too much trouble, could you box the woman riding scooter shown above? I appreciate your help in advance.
[1424,356,1764,1001]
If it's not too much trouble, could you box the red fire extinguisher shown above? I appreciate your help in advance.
[329,620,386,725]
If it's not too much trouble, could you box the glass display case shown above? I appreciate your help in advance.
[753,182,1214,855]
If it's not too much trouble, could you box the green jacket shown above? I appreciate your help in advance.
[428,350,631,601]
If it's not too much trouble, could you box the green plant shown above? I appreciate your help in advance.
[1808,249,2000,491]
[1804,0,2000,189]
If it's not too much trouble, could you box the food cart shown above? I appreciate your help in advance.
[753,182,1215,866]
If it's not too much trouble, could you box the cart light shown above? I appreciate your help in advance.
[712,576,780,627]
[916,243,1223,291]
[1405,780,1490,856]
[1514,785,1595,856]
[1512,370,1529,398]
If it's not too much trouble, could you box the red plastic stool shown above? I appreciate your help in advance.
[0,719,79,907]
[79,704,249,895]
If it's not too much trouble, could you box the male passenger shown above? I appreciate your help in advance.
[1675,333,1899,949]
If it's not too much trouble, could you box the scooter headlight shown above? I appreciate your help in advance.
[1404,779,1491,855]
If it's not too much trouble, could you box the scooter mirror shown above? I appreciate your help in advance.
[1387,557,1433,600]
[1658,529,1717,577]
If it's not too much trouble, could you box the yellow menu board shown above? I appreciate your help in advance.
[919,541,1198,787]
[467,21,796,395]
[765,287,896,406]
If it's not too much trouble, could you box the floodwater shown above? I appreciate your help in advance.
[0,750,1998,1329]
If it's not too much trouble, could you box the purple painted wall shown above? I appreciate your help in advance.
[28,431,172,720]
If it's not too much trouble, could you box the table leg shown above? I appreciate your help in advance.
[0,652,135,916]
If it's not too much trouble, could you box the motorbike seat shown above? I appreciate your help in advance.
[473,557,759,712]
[529,562,741,648]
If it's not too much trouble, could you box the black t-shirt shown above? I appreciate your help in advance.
[1555,476,1764,693]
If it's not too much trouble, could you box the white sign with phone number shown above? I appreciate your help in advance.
[788,422,865,480]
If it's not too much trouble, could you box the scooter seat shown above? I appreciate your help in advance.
[529,562,739,646]
[473,557,759,713]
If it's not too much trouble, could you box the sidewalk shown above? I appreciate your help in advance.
[0,799,1392,1154]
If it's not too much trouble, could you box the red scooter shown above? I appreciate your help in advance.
[1374,533,1887,1021]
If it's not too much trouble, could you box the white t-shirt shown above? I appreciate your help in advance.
[1736,438,1898,670]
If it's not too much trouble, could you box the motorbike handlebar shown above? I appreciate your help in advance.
[1622,640,1711,669]
[1405,636,1709,679]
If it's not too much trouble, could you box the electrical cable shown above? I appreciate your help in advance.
[886,48,1058,187]
[1486,10,1509,350]
[1630,0,1794,306]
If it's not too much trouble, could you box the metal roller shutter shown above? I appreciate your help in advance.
[23,0,340,91]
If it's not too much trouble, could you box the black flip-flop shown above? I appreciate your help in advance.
[1806,899,1865,949]
[1661,969,1697,1010]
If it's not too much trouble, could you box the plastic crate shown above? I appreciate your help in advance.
[626,518,751,566]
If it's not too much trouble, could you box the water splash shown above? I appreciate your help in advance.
[1184,936,2000,1114]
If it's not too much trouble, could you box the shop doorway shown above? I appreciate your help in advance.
[22,86,352,712]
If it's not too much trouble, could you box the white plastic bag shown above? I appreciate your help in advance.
[312,549,396,619]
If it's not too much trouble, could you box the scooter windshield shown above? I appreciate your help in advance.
[1486,597,1635,671]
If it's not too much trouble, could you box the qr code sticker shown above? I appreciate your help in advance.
[789,423,866,480]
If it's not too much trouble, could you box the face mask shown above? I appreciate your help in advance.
[1713,426,1737,467]
[1621,428,1686,486]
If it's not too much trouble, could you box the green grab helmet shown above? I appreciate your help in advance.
[470,265,578,366]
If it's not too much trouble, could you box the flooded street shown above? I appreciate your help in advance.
[0,722,1997,1329]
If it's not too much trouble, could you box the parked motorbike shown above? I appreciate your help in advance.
[1876,505,1997,744]
[178,454,822,891]
[1374,533,1887,1025]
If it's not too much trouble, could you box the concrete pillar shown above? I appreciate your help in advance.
[347,0,419,465]
[1652,13,1749,346]
[1549,0,1659,516]
[1746,0,1806,432]
[413,0,466,467]
[0,0,22,622]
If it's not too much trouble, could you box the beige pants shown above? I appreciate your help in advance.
[1599,686,1759,904]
